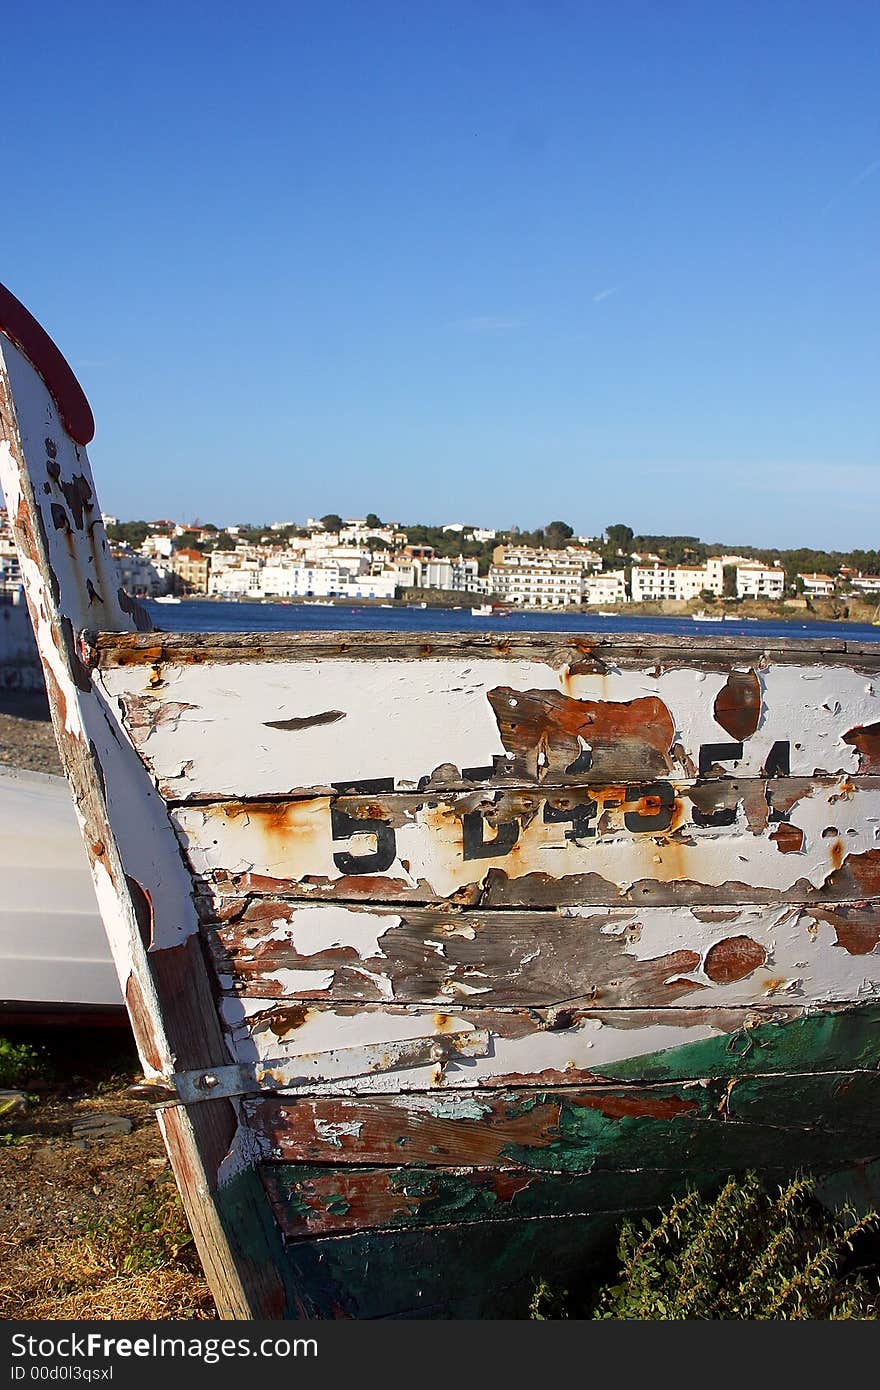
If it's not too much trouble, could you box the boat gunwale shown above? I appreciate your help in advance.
[85,627,880,667]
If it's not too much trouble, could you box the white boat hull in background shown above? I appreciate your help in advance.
[0,764,120,1015]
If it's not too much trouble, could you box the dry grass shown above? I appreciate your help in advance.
[0,1233,215,1320]
[0,1169,218,1321]
[0,1028,218,1321]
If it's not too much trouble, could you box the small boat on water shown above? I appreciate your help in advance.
[3,281,880,1319]
[154,594,182,604]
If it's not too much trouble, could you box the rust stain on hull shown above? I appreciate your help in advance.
[769,823,805,854]
[571,1091,698,1121]
[713,668,762,741]
[703,935,767,984]
[814,905,880,956]
[487,687,675,780]
[843,721,880,772]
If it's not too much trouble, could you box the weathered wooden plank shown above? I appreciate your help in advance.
[97,653,880,798]
[175,781,880,909]
[89,630,880,664]
[261,1165,698,1240]
[262,1157,849,1240]
[261,1070,880,1235]
[203,898,880,1010]
[224,1202,629,1317]
[247,1068,880,1171]
[221,998,880,1093]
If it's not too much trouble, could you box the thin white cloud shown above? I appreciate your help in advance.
[820,157,880,215]
[592,286,619,303]
[453,315,522,332]
[849,157,880,191]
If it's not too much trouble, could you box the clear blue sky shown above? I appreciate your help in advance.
[2,1,878,548]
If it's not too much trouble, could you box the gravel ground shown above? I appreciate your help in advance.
[0,689,62,775]
[0,1037,215,1320]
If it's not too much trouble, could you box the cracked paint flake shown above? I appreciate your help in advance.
[314,1119,364,1147]
[100,659,880,798]
[174,779,880,906]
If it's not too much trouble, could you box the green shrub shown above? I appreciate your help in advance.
[0,1036,46,1088]
[529,1280,570,1320]
[86,1178,196,1276]
[532,1172,880,1319]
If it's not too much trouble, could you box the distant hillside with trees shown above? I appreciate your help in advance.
[105,514,880,587]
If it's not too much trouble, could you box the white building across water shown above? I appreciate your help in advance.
[735,563,785,600]
[583,570,627,605]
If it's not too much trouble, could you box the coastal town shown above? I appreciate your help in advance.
[1,507,876,614]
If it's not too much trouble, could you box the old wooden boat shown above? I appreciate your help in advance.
[2,282,880,1319]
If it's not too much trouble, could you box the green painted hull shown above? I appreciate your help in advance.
[225,1002,880,1318]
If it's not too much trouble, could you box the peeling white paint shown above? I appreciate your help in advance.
[347,965,395,999]
[440,980,491,996]
[240,904,398,960]
[174,779,880,903]
[225,1005,725,1095]
[102,658,880,798]
[314,1119,364,1146]
[262,967,336,995]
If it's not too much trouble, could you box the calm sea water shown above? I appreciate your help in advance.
[144,599,880,644]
